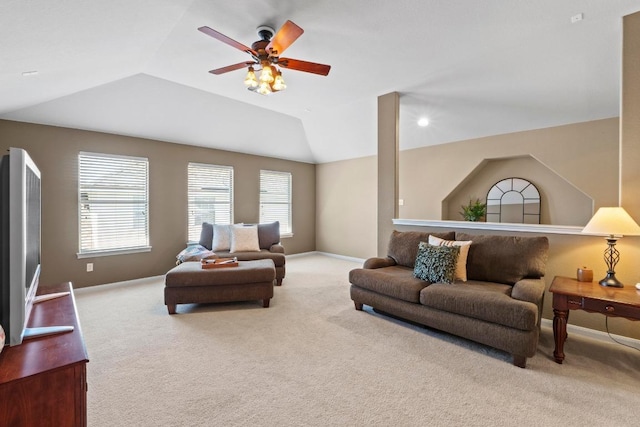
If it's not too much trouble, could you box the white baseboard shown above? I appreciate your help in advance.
[540,318,640,348]
[314,251,366,264]
[286,251,365,264]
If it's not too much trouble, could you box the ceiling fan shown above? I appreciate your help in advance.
[198,20,331,95]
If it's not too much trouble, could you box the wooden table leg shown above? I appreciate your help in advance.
[553,308,568,364]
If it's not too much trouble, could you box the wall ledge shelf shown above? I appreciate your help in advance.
[393,219,584,235]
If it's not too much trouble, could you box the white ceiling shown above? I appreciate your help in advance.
[1,0,638,164]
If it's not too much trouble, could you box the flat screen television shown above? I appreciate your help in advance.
[0,148,72,347]
[0,147,42,346]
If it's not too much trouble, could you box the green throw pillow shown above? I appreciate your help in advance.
[413,242,460,284]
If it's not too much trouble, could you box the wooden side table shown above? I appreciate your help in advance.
[549,276,640,364]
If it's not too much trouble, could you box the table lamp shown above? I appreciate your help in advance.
[581,207,640,287]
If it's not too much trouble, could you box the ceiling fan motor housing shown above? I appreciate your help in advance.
[256,25,275,41]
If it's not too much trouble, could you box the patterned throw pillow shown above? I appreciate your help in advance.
[413,242,460,284]
[428,235,472,282]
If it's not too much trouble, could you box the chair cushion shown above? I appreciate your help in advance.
[216,249,285,268]
[258,221,280,249]
[199,222,214,250]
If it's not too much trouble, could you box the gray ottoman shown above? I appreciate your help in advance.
[164,259,276,314]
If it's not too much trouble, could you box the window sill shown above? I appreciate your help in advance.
[77,246,152,259]
[280,232,294,239]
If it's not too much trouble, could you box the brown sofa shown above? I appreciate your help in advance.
[349,230,549,368]
[198,221,286,286]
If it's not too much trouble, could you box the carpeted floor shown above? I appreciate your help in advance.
[75,254,640,426]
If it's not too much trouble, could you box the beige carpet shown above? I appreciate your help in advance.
[75,254,640,426]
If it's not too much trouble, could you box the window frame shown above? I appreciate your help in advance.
[259,169,292,237]
[187,162,234,242]
[77,152,151,258]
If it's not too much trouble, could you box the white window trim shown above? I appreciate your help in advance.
[187,162,234,243]
[77,152,150,258]
[259,169,292,235]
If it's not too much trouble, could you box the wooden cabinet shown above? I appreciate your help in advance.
[0,282,89,426]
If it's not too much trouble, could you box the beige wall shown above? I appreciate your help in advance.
[316,155,377,259]
[0,119,315,289]
[399,118,620,220]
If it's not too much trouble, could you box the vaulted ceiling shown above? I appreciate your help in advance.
[1,1,638,164]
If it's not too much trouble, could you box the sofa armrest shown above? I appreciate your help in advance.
[269,244,285,254]
[363,256,397,269]
[511,278,545,305]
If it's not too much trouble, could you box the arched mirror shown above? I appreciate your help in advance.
[486,178,540,224]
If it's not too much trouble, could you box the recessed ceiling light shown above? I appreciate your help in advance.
[21,71,39,76]
[417,117,430,127]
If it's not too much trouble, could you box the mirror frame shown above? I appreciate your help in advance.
[486,177,541,224]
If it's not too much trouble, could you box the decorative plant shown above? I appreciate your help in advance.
[460,198,487,222]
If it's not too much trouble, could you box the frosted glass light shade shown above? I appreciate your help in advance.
[582,207,640,237]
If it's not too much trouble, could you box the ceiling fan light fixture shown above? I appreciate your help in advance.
[272,70,286,91]
[259,63,274,83]
[244,67,258,87]
[257,81,272,95]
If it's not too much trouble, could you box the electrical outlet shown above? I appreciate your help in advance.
[399,199,404,206]
[86,263,93,272]
[571,13,583,23]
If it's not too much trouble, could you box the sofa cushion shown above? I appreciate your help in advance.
[428,235,472,282]
[413,242,460,284]
[455,233,549,285]
[420,281,538,331]
[387,230,455,268]
[349,266,429,303]
[199,222,214,250]
[257,221,280,249]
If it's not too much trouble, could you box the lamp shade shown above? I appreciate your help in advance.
[582,207,640,236]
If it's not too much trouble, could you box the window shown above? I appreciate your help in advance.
[187,163,233,242]
[78,152,149,256]
[260,170,292,235]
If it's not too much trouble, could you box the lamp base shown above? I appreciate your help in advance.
[598,272,623,288]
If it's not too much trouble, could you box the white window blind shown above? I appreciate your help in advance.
[78,152,149,255]
[188,163,233,242]
[260,170,292,234]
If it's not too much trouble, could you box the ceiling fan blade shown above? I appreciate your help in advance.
[198,26,257,56]
[266,20,303,56]
[278,58,331,76]
[209,62,255,75]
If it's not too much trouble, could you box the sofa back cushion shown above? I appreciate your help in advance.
[387,230,455,268]
[199,221,280,251]
[257,221,280,249]
[456,232,549,285]
[199,222,214,250]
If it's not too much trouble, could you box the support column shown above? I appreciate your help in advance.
[377,92,400,256]
[621,12,640,219]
